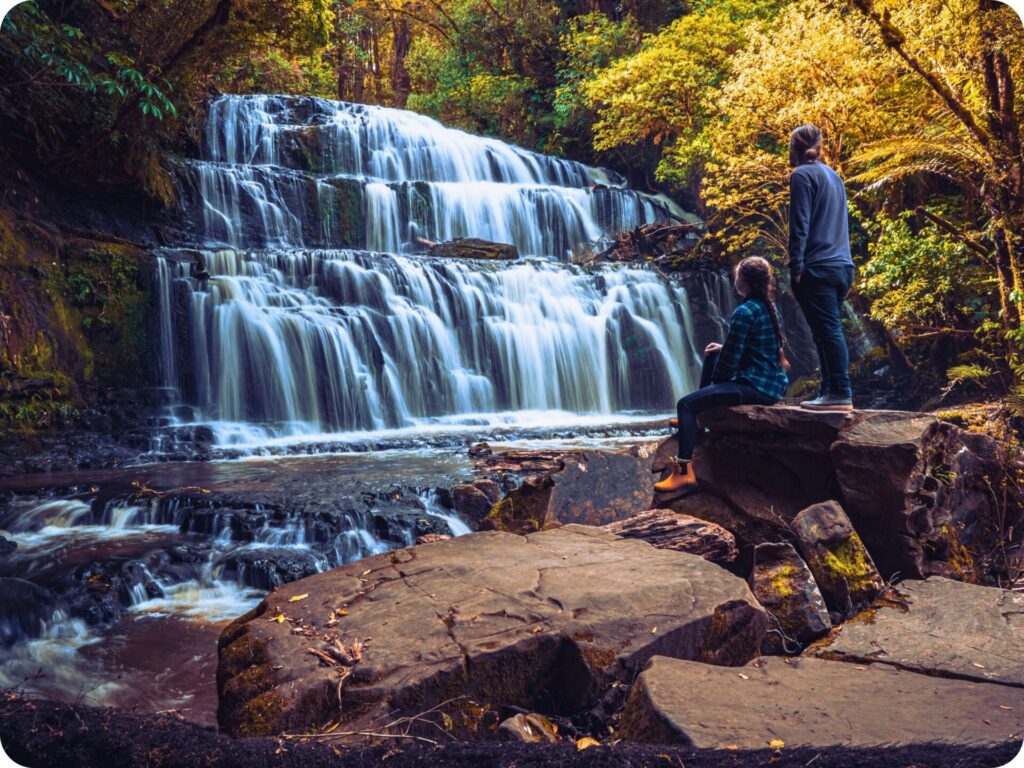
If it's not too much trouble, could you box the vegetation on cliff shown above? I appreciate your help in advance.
[0,209,155,434]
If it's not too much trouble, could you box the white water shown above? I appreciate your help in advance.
[161,95,732,446]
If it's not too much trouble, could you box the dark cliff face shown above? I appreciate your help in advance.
[0,209,161,445]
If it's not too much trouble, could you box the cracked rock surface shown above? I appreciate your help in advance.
[620,655,1024,748]
[216,525,766,737]
[810,577,1024,687]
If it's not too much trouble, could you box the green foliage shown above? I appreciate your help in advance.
[0,0,340,190]
[406,0,560,145]
[858,208,989,333]
[550,13,641,146]
[947,364,995,386]
[585,0,777,181]
[0,0,178,164]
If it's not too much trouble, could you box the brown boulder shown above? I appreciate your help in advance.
[811,577,1024,688]
[620,655,1024,748]
[829,411,1010,579]
[650,406,1016,581]
[789,501,884,618]
[602,509,737,564]
[449,483,493,524]
[217,525,766,738]
[482,446,658,533]
[749,541,831,653]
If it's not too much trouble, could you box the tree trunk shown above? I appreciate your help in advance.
[390,15,412,108]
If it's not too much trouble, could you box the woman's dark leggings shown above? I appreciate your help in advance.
[674,351,774,461]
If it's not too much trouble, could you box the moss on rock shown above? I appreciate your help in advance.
[0,209,157,438]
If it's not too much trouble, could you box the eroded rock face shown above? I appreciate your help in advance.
[620,655,1024,748]
[789,501,884,619]
[749,542,831,653]
[480,447,659,533]
[651,406,1017,581]
[602,509,737,565]
[217,525,766,738]
[811,577,1024,688]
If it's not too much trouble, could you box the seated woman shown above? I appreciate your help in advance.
[655,256,789,493]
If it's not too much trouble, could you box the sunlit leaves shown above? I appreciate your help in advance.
[858,207,986,332]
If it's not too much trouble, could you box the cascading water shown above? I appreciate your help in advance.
[186,94,674,255]
[0,94,734,722]
[163,94,729,445]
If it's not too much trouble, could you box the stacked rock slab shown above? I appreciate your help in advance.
[217,525,767,737]
[620,655,1024,748]
[602,508,738,564]
[811,577,1024,687]
[789,501,884,619]
[749,542,831,653]
[652,406,1015,580]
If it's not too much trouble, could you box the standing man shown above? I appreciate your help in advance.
[788,124,856,411]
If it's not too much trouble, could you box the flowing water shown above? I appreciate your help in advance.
[0,94,732,724]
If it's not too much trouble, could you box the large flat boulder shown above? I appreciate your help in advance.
[651,406,1019,581]
[811,577,1024,687]
[217,525,767,737]
[479,446,659,533]
[620,655,1024,748]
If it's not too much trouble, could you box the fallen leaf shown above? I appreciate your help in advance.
[274,613,285,623]
[531,626,543,634]
[441,712,454,731]
[289,594,309,603]
[725,745,738,751]
[335,609,349,617]
[984,719,992,725]
[576,737,600,751]
[651,627,658,634]
[971,662,987,669]
[768,739,785,750]
[361,569,371,576]
[738,673,750,680]
[999,705,1012,710]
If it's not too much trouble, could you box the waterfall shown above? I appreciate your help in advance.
[181,94,684,256]
[161,94,732,444]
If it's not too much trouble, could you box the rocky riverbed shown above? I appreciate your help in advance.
[1,405,1022,762]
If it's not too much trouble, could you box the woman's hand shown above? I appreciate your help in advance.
[704,342,722,355]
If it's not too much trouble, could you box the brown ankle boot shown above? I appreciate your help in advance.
[654,460,697,493]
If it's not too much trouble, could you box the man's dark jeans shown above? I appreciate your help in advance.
[794,265,855,398]
[674,350,774,461]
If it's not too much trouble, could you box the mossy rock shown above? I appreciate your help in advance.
[749,541,831,653]
[0,210,158,436]
[790,501,884,619]
[484,476,554,534]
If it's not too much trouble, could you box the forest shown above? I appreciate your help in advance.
[2,0,1024,419]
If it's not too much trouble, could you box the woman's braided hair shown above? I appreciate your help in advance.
[736,256,790,371]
